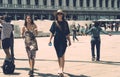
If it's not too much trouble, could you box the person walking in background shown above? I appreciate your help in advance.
[85,24,89,36]
[85,21,111,61]
[72,22,79,42]
[80,26,85,36]
[48,9,71,77]
[76,23,80,35]
[22,15,38,76]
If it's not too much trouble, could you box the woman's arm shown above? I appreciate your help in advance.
[48,33,54,46]
[21,27,25,37]
[34,24,38,36]
[66,34,71,46]
[49,33,54,43]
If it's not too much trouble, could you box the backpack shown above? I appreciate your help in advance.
[2,60,15,74]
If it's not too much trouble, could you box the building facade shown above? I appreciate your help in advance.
[0,0,120,20]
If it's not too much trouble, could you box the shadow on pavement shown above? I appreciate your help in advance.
[33,72,58,77]
[64,72,90,77]
[96,60,120,66]
[1,58,120,66]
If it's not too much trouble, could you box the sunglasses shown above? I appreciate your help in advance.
[57,13,63,15]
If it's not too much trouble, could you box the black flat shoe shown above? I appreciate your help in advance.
[28,70,34,75]
[58,73,64,77]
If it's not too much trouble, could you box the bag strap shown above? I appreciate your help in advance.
[55,21,62,31]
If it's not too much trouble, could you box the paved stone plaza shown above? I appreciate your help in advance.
[0,35,120,77]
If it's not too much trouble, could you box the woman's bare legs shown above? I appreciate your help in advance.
[58,55,65,74]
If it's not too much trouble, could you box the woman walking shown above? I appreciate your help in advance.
[49,9,71,77]
[22,15,38,75]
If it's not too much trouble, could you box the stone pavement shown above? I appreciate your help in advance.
[0,35,120,77]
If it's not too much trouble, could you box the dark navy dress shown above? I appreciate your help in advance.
[50,21,70,58]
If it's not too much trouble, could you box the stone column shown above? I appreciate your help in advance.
[30,0,35,5]
[48,14,51,20]
[3,0,8,4]
[30,0,35,8]
[83,0,86,8]
[47,0,51,8]
[32,14,35,20]
[39,0,43,8]
[114,0,117,8]
[3,0,8,7]
[62,0,66,9]
[69,0,73,8]
[14,14,17,20]
[96,0,99,8]
[13,0,17,7]
[102,0,106,8]
[55,0,59,8]
[22,0,26,8]
[108,0,111,8]
[76,0,80,8]
[90,0,93,8]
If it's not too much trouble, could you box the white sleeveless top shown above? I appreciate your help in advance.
[1,22,13,40]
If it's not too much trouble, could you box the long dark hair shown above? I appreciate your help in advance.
[24,15,34,27]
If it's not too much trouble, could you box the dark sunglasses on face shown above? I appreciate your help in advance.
[57,13,63,15]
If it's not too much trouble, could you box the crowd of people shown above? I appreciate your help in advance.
[0,9,116,77]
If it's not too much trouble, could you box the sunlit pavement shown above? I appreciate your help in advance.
[0,34,120,77]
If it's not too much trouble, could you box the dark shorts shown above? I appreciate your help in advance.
[2,38,11,49]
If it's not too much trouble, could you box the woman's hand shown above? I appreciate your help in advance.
[48,42,52,46]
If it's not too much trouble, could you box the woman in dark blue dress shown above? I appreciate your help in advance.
[49,9,71,76]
